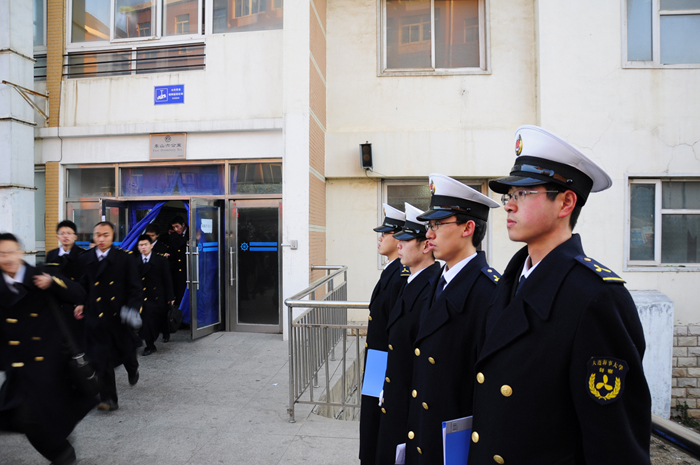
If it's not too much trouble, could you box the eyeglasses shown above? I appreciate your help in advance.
[427,221,459,231]
[380,231,395,238]
[501,190,560,206]
[57,232,75,237]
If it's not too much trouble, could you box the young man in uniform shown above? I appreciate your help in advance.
[168,215,189,312]
[469,125,651,464]
[46,220,86,349]
[145,224,169,256]
[359,204,410,465]
[375,203,440,465]
[136,235,175,356]
[403,174,500,464]
[75,222,143,412]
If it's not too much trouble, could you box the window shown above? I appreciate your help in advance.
[379,0,488,75]
[34,169,46,263]
[230,163,282,195]
[625,0,700,67]
[628,179,700,267]
[34,0,46,48]
[67,168,116,198]
[213,0,284,33]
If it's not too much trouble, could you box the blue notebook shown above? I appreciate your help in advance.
[442,415,472,465]
[361,349,388,398]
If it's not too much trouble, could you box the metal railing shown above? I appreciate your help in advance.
[286,265,369,422]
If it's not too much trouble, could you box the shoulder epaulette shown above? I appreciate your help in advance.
[400,265,411,277]
[575,256,625,283]
[43,262,60,267]
[481,266,501,284]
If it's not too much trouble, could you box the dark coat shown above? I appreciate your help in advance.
[168,229,189,304]
[135,252,174,343]
[77,247,143,369]
[151,239,169,256]
[404,251,499,464]
[46,246,87,349]
[0,263,96,441]
[469,235,651,465]
[376,262,441,465]
[359,259,410,464]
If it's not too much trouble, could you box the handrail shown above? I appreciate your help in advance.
[286,265,369,423]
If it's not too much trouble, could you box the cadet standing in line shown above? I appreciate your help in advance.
[469,126,651,464]
[359,204,410,465]
[403,174,500,464]
[75,222,143,412]
[46,220,86,350]
[0,233,95,465]
[375,203,440,465]
[135,234,175,356]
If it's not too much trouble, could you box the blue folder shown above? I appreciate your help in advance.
[361,349,388,398]
[442,415,472,465]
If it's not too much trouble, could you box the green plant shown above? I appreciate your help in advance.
[675,401,700,430]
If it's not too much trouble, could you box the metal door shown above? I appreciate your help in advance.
[188,197,223,339]
[228,199,282,333]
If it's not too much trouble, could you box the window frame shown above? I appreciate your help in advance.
[377,0,490,76]
[622,0,700,69]
[625,175,700,271]
[379,178,492,269]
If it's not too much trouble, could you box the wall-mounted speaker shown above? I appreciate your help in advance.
[360,142,373,170]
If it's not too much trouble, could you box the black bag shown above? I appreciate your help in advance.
[47,295,100,398]
[167,304,183,333]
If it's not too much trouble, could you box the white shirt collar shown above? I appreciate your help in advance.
[441,252,477,287]
[406,266,427,284]
[96,247,111,260]
[384,258,396,270]
[519,255,541,281]
[141,252,152,262]
[3,264,26,292]
[58,246,71,257]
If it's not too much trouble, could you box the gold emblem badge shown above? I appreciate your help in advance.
[515,134,523,155]
[587,357,627,404]
[429,181,436,195]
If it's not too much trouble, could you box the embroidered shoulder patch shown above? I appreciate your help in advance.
[587,357,628,405]
[43,262,60,267]
[575,256,625,283]
[481,267,501,284]
[400,265,411,277]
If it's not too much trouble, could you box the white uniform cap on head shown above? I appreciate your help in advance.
[404,203,427,226]
[418,173,499,221]
[514,125,612,193]
[383,203,406,222]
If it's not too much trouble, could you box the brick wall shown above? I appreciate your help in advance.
[672,325,700,418]
[46,0,65,127]
[44,162,59,250]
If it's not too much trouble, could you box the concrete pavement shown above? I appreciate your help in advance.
[0,331,360,464]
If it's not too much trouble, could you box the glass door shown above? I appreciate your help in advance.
[188,197,223,339]
[228,199,282,333]
[100,199,128,247]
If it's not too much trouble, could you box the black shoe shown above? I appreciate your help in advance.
[143,346,157,356]
[162,334,170,343]
[50,443,76,465]
[128,369,139,386]
[97,399,119,411]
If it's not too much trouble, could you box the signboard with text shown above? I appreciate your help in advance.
[154,85,184,105]
[150,133,186,160]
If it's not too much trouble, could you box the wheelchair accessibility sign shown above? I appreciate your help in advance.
[154,85,184,105]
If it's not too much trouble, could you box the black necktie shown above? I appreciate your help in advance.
[98,255,104,262]
[434,275,447,301]
[516,275,527,294]
[143,257,147,264]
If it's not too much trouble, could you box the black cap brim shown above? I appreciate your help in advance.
[415,209,457,221]
[373,225,401,233]
[488,176,546,194]
[394,230,422,241]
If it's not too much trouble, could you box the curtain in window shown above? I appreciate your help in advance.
[119,201,167,251]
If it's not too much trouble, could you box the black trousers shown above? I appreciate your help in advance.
[0,403,74,463]
[99,353,138,403]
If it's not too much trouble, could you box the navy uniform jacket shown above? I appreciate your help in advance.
[376,262,441,465]
[46,246,85,281]
[168,229,189,304]
[0,263,96,441]
[359,258,410,464]
[77,247,143,368]
[404,251,499,464]
[135,252,174,342]
[469,235,651,464]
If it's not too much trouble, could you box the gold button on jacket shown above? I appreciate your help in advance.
[408,431,415,440]
[414,348,420,356]
[412,389,417,398]
[477,372,485,383]
[428,357,435,364]
[494,455,505,464]
[471,431,479,443]
[500,385,513,397]
[385,377,390,383]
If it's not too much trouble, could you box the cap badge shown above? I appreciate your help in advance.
[515,134,523,156]
[429,181,436,195]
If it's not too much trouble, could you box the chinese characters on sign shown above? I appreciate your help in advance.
[150,133,186,160]
[154,85,185,105]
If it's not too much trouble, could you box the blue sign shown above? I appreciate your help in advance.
[154,85,184,105]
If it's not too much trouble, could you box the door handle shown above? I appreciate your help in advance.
[192,246,200,290]
[185,245,191,289]
[229,247,235,286]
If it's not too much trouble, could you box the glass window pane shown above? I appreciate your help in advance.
[121,165,225,196]
[630,184,656,261]
[387,182,481,212]
[386,0,431,69]
[135,44,205,74]
[72,0,110,42]
[230,163,282,195]
[435,0,479,68]
[164,0,199,36]
[114,0,154,39]
[627,0,653,61]
[34,55,47,81]
[67,168,116,197]
[660,14,700,64]
[34,0,44,47]
[660,0,700,9]
[212,0,283,33]
[34,172,45,242]
[663,181,700,209]
[65,50,132,78]
[662,214,700,263]
[66,201,101,245]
